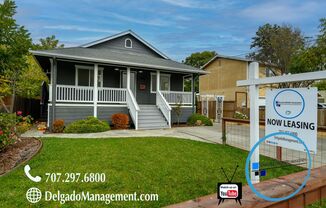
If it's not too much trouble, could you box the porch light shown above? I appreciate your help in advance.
[114,68,119,71]
[139,71,143,73]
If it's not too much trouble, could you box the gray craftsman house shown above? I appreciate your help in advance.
[31,30,206,130]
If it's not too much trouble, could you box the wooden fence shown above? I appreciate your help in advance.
[197,100,326,127]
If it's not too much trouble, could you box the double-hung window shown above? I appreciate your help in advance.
[151,73,170,92]
[75,65,103,87]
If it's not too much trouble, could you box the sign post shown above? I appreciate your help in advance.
[248,62,260,184]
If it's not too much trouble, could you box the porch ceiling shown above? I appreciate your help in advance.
[30,47,207,75]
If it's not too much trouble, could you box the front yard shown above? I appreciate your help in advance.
[0,137,303,207]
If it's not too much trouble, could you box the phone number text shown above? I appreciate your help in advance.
[45,173,106,183]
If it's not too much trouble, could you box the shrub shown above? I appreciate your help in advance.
[64,117,110,133]
[52,119,65,133]
[234,111,248,120]
[0,113,18,151]
[111,113,129,129]
[16,122,32,135]
[187,113,213,126]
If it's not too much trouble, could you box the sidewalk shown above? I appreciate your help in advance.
[22,124,223,144]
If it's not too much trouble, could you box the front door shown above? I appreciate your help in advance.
[122,71,137,97]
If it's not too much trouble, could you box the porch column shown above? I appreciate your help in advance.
[127,67,131,90]
[156,70,160,92]
[93,64,98,117]
[191,74,195,113]
[50,58,57,130]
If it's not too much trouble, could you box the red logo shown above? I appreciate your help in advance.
[227,190,238,198]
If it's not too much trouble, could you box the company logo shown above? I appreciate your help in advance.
[217,165,242,205]
[273,89,305,119]
[26,187,42,204]
[219,184,239,198]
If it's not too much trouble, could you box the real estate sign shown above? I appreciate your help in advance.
[265,88,317,154]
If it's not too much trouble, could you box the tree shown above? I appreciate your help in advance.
[16,56,48,99]
[183,51,217,92]
[0,0,32,112]
[248,24,305,74]
[289,18,326,73]
[33,35,64,50]
[183,51,217,68]
[173,96,183,126]
[20,35,64,99]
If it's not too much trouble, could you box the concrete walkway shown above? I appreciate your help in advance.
[22,124,223,144]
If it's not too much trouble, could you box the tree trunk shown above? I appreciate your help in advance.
[0,97,9,113]
[10,87,16,113]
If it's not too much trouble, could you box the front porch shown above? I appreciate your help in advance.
[47,60,196,130]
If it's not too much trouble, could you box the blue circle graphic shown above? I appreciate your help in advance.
[245,132,311,202]
[273,89,305,119]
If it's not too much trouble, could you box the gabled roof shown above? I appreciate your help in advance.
[80,30,170,59]
[31,47,207,74]
[201,54,253,69]
[202,54,278,69]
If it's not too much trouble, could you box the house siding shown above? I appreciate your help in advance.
[97,106,129,124]
[200,58,271,102]
[89,34,163,58]
[56,61,122,87]
[48,105,129,126]
[135,71,185,104]
[48,106,94,126]
[57,61,80,85]
[171,107,193,123]
[200,58,248,102]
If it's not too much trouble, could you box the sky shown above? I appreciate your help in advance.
[13,0,326,61]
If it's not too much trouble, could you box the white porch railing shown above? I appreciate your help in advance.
[49,84,127,103]
[157,90,172,128]
[98,87,126,103]
[161,91,192,104]
[126,88,140,130]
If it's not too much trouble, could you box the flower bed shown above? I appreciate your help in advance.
[0,112,34,151]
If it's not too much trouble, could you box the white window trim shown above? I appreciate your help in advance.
[182,75,192,92]
[125,38,132,48]
[150,72,171,93]
[75,65,104,87]
[120,70,137,97]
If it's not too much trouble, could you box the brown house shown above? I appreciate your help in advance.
[199,54,277,108]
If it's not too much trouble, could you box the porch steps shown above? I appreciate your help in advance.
[138,105,169,130]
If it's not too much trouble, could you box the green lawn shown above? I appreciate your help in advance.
[0,137,304,207]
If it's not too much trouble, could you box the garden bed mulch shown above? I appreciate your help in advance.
[0,138,42,176]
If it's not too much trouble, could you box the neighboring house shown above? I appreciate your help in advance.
[31,30,206,130]
[199,54,278,107]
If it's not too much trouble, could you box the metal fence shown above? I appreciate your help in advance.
[222,117,326,169]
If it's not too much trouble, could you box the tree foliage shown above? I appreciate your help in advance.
[33,35,64,50]
[16,56,48,99]
[248,24,305,74]
[0,0,32,111]
[183,51,217,68]
[313,80,326,91]
[0,0,63,112]
[289,18,326,73]
[183,51,217,92]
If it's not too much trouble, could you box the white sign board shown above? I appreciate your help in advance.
[265,88,317,154]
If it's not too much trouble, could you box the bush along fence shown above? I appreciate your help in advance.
[221,117,326,169]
